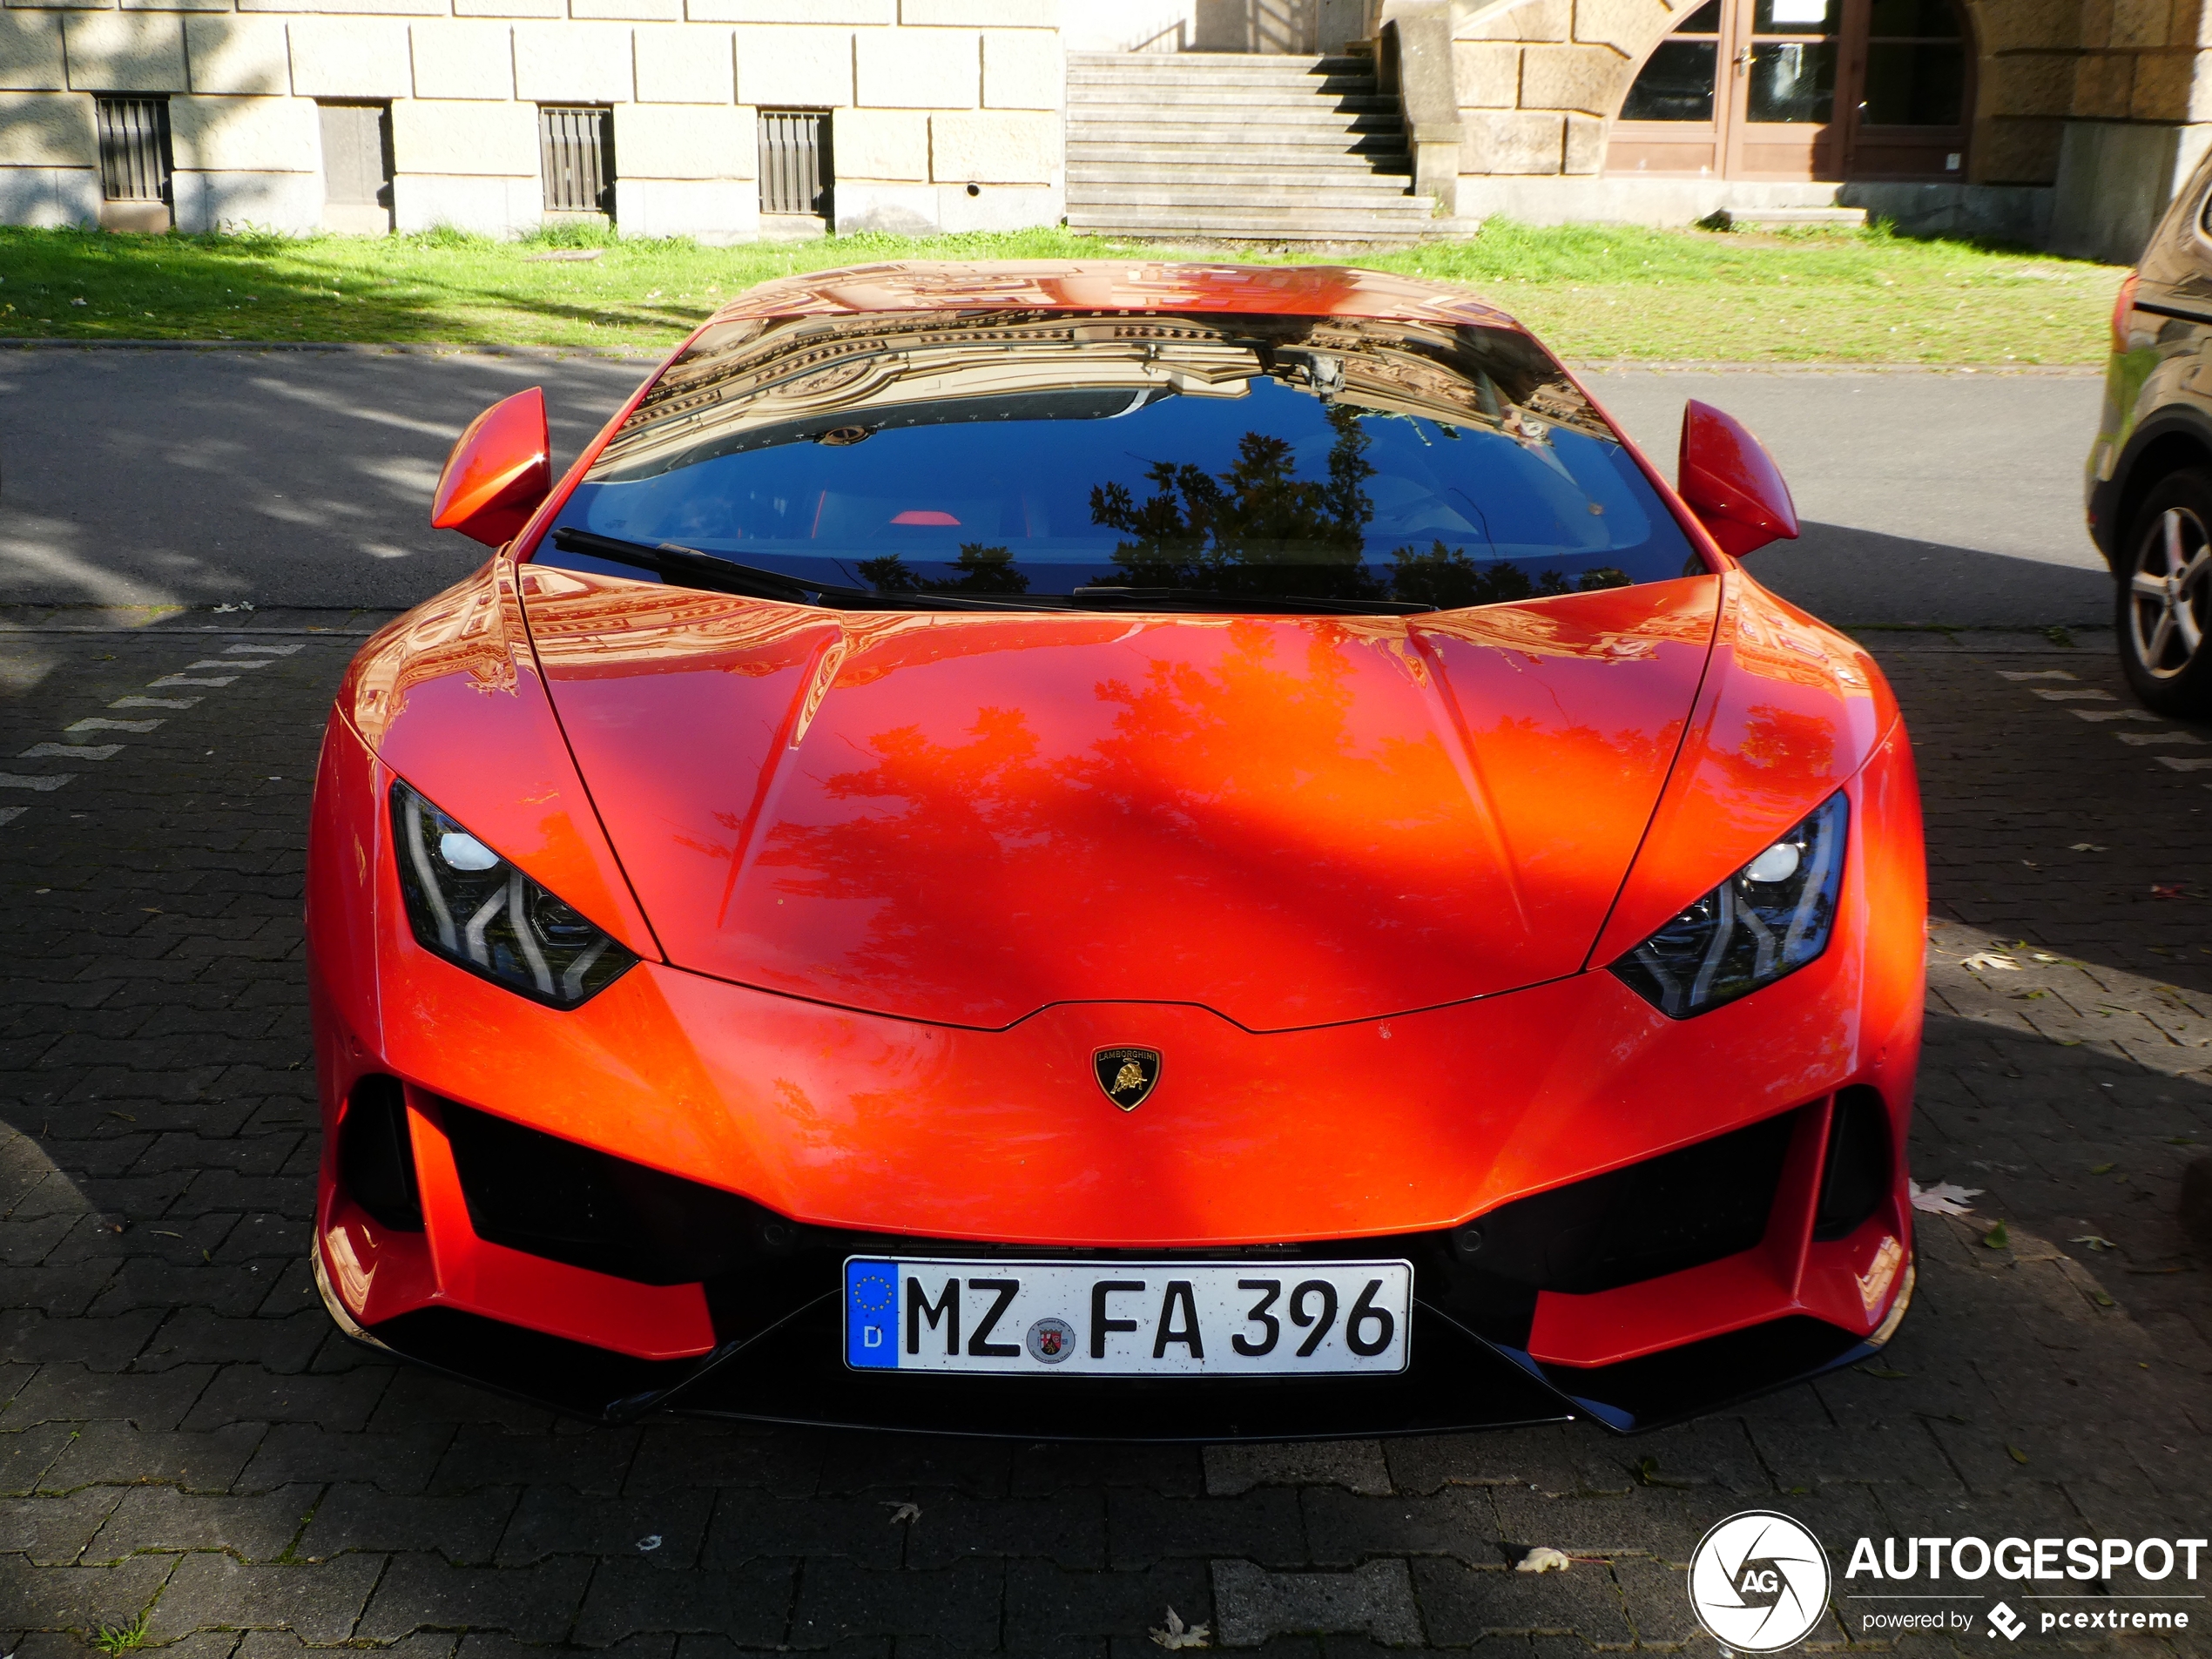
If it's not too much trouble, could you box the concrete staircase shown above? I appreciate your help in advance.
[1065,51,1443,244]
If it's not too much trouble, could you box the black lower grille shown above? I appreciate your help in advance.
[441,1100,786,1285]
[1455,1109,1798,1296]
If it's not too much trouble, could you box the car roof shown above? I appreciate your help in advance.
[703,260,1521,332]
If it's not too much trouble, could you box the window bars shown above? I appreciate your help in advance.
[758,109,833,218]
[540,105,616,216]
[96,97,172,205]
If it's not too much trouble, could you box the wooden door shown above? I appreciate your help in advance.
[1723,0,1844,180]
[1604,0,1968,181]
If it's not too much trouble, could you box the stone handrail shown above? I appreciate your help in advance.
[1377,0,1460,216]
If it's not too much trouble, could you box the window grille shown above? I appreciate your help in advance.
[540,106,615,216]
[319,103,394,208]
[758,110,833,218]
[96,97,172,205]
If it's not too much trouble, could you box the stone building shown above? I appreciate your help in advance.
[0,0,2199,263]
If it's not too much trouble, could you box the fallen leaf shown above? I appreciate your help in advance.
[2091,1290,2119,1306]
[1517,1546,1573,1574]
[2090,1163,2115,1175]
[2006,1444,2030,1465]
[2032,951,2058,961]
[2070,1235,2116,1251]
[1150,1608,1211,1649]
[1910,1180,1982,1216]
[636,1534,661,1552]
[1981,1220,2011,1249]
[884,1502,921,1525]
[1959,951,2020,972]
[2069,843,2107,852]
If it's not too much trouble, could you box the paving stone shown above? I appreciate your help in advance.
[1205,1441,1393,1498]
[38,1421,265,1494]
[900,1488,1109,1571]
[180,1365,388,1431]
[572,1557,797,1644]
[357,1554,590,1644]
[234,1423,451,1495]
[84,1481,318,1561]
[1004,1561,1214,1639]
[239,1631,455,1659]
[0,1421,77,1495]
[700,1487,903,1572]
[498,1484,710,1568]
[0,1487,124,1563]
[6,1364,212,1429]
[1106,1488,1305,1569]
[431,1426,639,1497]
[1212,1558,1423,1648]
[786,1559,1003,1648]
[0,1551,179,1631]
[623,1421,823,1498]
[1300,1487,1501,1569]
[151,1552,385,1642]
[297,1485,519,1567]
[1408,1557,1633,1646]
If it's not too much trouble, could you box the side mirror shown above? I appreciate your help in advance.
[431,387,550,548]
[1677,399,1799,557]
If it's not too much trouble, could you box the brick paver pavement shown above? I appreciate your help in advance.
[1,609,2207,1656]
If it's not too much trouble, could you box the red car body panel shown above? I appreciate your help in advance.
[307,260,1925,1426]
[523,564,1718,1029]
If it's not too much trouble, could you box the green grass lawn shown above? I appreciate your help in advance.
[0,219,2122,364]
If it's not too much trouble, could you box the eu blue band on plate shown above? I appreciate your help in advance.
[846,1258,900,1368]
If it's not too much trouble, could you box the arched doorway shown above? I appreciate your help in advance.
[1605,0,1971,182]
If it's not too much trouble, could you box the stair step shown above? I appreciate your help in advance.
[1068,219,1440,246]
[1068,205,1439,230]
[1068,52,1372,69]
[1069,87,1396,111]
[1067,108,1406,132]
[1069,183,1420,208]
[1068,163,1413,185]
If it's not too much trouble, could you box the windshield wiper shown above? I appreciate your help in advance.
[1068,586,1436,617]
[547,529,1052,612]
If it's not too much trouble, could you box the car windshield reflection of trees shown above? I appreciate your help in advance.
[547,322,1698,612]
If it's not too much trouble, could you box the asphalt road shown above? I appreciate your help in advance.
[0,347,2113,626]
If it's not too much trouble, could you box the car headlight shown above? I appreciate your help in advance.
[1611,792,1847,1018]
[390,780,637,1008]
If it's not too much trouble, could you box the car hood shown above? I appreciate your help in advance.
[520,567,1721,1030]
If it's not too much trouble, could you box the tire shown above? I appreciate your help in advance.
[2117,469,2212,717]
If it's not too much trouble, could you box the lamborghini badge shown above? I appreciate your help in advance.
[1093,1047,1163,1111]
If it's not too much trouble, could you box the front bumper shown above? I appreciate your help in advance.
[307,709,1926,1436]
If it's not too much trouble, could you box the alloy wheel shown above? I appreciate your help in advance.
[2128,505,2212,680]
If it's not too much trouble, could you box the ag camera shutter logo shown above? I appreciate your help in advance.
[1689,1510,1832,1651]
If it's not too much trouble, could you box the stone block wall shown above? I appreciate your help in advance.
[0,0,1064,239]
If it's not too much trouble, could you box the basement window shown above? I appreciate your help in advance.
[318,102,395,235]
[758,109,833,220]
[540,105,616,218]
[95,96,173,231]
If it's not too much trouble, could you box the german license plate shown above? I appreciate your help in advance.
[842,1258,1412,1377]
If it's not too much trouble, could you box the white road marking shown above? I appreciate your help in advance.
[2155,756,2212,772]
[20,743,121,760]
[183,658,273,671]
[66,718,162,734]
[224,643,305,656]
[149,675,238,688]
[0,806,24,826]
[2069,708,2161,722]
[112,696,201,710]
[2116,731,2205,745]
[0,774,74,791]
[2029,688,2116,701]
[1999,669,2077,681]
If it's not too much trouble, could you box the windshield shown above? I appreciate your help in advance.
[537,309,1703,610]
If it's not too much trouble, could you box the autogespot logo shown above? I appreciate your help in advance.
[1689,1510,1833,1652]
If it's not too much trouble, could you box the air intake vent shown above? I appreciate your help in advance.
[1813,1086,1892,1240]
[340,1076,421,1231]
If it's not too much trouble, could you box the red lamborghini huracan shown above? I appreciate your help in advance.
[307,262,1924,1436]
